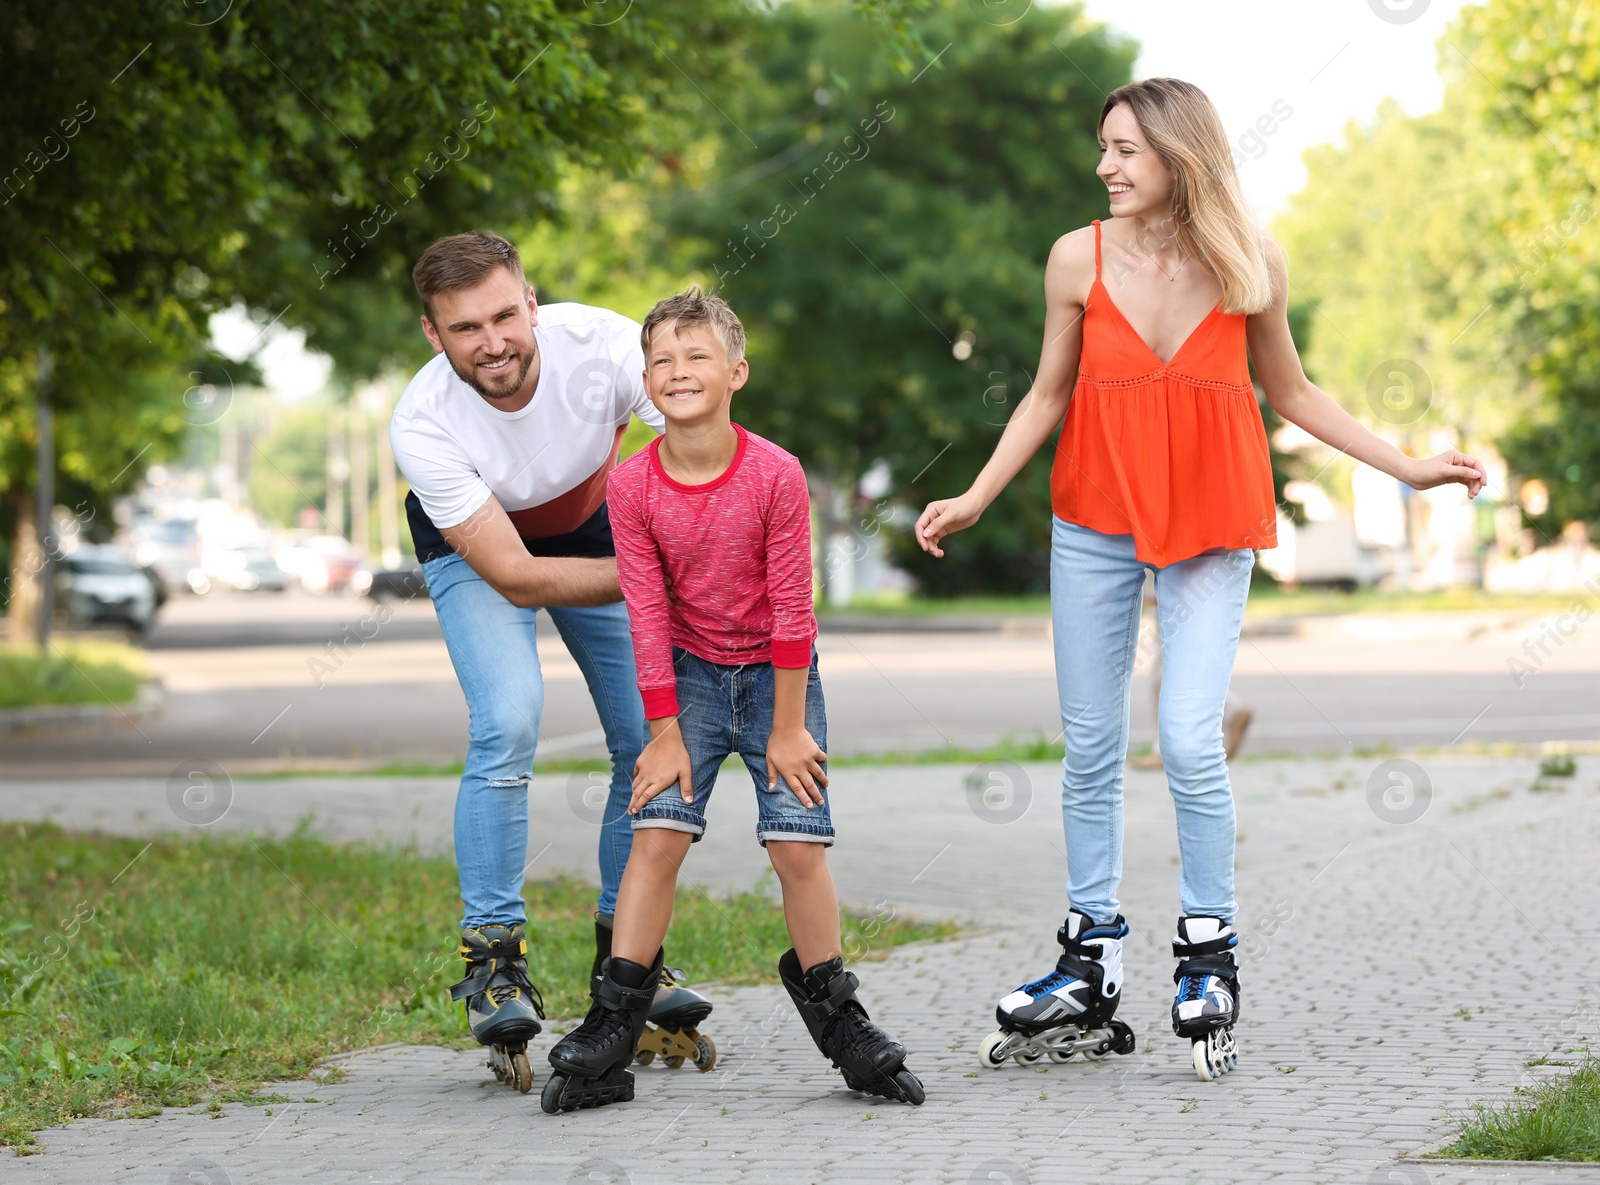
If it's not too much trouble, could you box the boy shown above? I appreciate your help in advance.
[539,288,925,1113]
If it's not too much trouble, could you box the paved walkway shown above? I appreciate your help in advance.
[3,752,1599,1183]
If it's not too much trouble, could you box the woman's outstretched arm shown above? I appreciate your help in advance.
[916,227,1095,556]
[1247,237,1487,497]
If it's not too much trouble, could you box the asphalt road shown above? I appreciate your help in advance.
[6,588,1599,777]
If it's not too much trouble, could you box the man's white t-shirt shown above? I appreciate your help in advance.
[391,302,664,560]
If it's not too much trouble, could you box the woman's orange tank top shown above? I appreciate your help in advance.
[1050,220,1277,567]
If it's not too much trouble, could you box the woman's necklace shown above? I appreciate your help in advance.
[1154,253,1189,282]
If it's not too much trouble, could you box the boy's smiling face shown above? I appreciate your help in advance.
[644,319,748,427]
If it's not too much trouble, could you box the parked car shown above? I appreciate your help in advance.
[275,534,364,594]
[205,548,288,593]
[56,544,158,632]
[128,517,201,595]
[352,559,429,602]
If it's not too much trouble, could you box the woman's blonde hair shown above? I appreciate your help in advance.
[1099,78,1273,315]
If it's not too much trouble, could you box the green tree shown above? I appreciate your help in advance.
[0,0,752,617]
[247,404,332,531]
[1450,0,1600,535]
[1274,99,1518,449]
[662,0,1135,594]
[1273,0,1600,539]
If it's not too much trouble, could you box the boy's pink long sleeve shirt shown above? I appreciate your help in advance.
[607,424,818,719]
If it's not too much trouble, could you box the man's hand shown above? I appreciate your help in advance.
[630,718,695,814]
[767,725,828,808]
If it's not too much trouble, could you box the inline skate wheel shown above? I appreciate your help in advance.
[1192,1027,1237,1081]
[511,1051,533,1093]
[1109,1018,1137,1056]
[893,1068,926,1106]
[1015,1046,1045,1066]
[1047,1047,1077,1064]
[634,1049,655,1066]
[663,1054,685,1069]
[692,1033,717,1072]
[977,1030,1010,1070]
[540,1072,568,1114]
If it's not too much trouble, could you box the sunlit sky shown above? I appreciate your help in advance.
[222,0,1475,398]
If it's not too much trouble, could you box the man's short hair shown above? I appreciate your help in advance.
[412,232,527,318]
[640,287,747,364]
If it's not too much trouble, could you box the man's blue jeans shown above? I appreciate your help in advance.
[1051,517,1254,925]
[423,551,648,928]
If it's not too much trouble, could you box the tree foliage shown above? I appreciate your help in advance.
[0,0,751,500]
[1454,0,1600,535]
[1275,0,1600,538]
[663,0,1135,593]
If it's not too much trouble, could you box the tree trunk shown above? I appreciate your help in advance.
[326,407,347,539]
[6,493,41,647]
[350,402,369,559]
[375,377,401,569]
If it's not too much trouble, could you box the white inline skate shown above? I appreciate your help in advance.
[1171,915,1240,1081]
[979,911,1136,1069]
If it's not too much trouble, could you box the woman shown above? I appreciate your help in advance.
[916,78,1485,1081]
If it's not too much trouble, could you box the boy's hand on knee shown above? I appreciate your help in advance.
[767,726,828,808]
[631,721,694,814]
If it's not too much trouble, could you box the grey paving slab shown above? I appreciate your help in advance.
[2,753,1599,1183]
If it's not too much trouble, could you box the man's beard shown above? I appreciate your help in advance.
[448,347,535,401]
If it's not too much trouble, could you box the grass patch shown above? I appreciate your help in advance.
[1243,586,1589,619]
[821,588,1590,620]
[0,641,145,711]
[246,734,1068,781]
[821,594,1051,617]
[0,822,950,1152]
[1439,1058,1600,1161]
[833,733,1062,767]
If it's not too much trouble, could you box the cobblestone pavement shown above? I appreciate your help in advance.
[3,752,1599,1184]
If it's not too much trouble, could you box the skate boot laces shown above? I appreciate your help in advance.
[827,1002,900,1067]
[489,959,546,1018]
[567,1003,632,1053]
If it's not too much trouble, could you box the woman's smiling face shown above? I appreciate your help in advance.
[1097,102,1177,220]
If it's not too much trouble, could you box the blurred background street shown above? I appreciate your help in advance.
[5,585,1599,777]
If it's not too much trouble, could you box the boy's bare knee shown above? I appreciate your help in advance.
[633,828,694,871]
[767,839,826,879]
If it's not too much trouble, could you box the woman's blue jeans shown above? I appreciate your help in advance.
[423,551,648,928]
[1051,517,1253,925]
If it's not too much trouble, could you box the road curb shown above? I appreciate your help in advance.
[818,613,1053,635]
[818,610,1541,641]
[0,681,166,738]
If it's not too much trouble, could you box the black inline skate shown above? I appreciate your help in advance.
[778,948,925,1105]
[1171,915,1240,1081]
[449,923,546,1093]
[979,910,1136,1069]
[542,948,664,1113]
[592,916,716,1072]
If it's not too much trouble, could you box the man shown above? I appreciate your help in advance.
[390,232,713,1091]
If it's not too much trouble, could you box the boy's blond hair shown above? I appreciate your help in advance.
[640,287,747,364]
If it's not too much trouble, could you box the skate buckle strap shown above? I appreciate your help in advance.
[1172,932,1236,960]
[450,962,494,1001]
[798,968,862,1027]
[595,975,656,1014]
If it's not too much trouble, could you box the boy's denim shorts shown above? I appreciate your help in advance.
[633,646,834,846]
